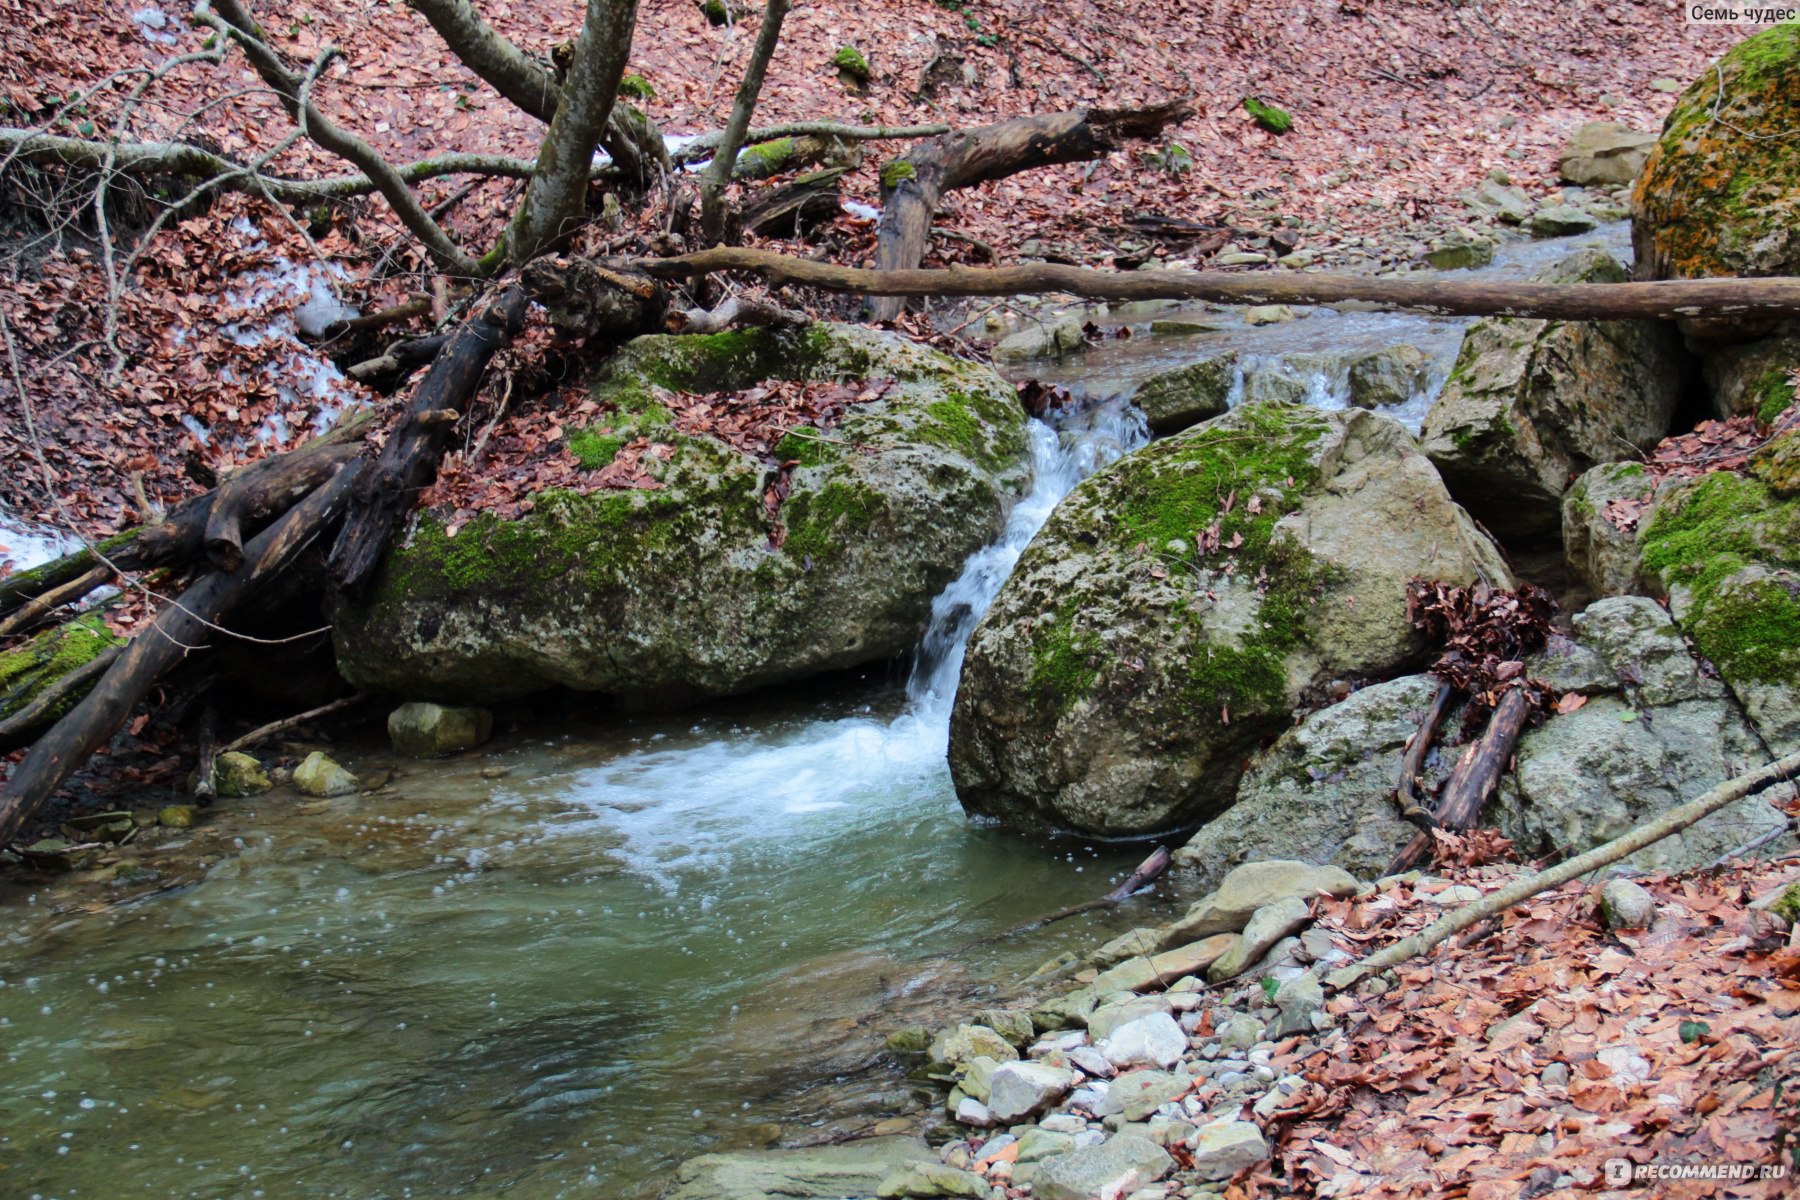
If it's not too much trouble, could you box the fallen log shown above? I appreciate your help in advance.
[1385,686,1533,875]
[637,247,1800,322]
[0,461,363,847]
[0,565,112,639]
[1,411,375,619]
[328,286,529,596]
[738,166,847,239]
[0,646,120,753]
[863,101,1192,321]
[1392,680,1456,833]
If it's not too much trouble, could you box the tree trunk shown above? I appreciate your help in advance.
[327,287,529,596]
[0,463,362,847]
[863,101,1190,322]
[700,0,794,244]
[637,246,1800,323]
[506,0,639,264]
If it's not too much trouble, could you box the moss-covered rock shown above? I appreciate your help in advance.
[1128,352,1236,435]
[1639,451,1800,753]
[0,613,121,742]
[1699,334,1800,421]
[832,45,871,84]
[1243,97,1291,134]
[1419,249,1687,541]
[1561,461,1663,599]
[947,401,1512,836]
[335,323,1031,703]
[1633,24,1800,284]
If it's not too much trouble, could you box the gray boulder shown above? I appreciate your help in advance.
[1500,597,1791,870]
[950,401,1511,835]
[293,751,358,798]
[993,316,1087,363]
[1170,676,1444,891]
[1347,345,1430,409]
[212,751,272,797]
[1699,335,1800,421]
[1162,859,1361,943]
[1189,1120,1269,1181]
[1558,122,1659,186]
[1129,352,1236,435]
[1420,250,1686,541]
[336,324,1030,703]
[1461,177,1534,224]
[388,701,492,758]
[1033,1135,1173,1200]
[1525,206,1600,237]
[667,1137,937,1200]
[1562,462,1660,599]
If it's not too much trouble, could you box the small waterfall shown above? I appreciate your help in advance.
[564,397,1148,885]
[906,400,1149,713]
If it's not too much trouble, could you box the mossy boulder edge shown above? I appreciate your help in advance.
[947,400,1513,836]
[334,323,1031,704]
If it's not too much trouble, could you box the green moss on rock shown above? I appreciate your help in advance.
[618,73,655,101]
[0,612,121,730]
[1243,97,1292,134]
[881,160,917,189]
[832,45,870,82]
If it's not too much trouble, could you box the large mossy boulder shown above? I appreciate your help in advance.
[948,401,1512,836]
[1418,249,1686,542]
[1638,433,1800,753]
[1633,24,1800,284]
[334,323,1031,702]
[0,613,120,744]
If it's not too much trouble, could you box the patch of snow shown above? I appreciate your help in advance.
[840,200,881,221]
[132,5,181,45]
[0,513,82,575]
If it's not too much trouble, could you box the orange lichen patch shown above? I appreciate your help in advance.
[1634,24,1800,281]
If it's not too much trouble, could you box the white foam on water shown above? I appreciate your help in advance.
[562,399,1149,891]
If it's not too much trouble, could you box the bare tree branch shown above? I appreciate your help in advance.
[700,0,792,243]
[669,120,949,165]
[506,0,639,264]
[199,0,479,275]
[404,0,560,122]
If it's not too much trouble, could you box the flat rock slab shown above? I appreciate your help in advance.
[1033,1134,1173,1200]
[668,1136,936,1200]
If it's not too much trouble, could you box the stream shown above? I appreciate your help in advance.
[0,223,1631,1200]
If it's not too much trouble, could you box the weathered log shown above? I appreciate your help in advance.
[0,565,112,639]
[0,646,121,753]
[667,295,810,335]
[520,258,661,341]
[636,247,1800,323]
[863,101,1192,321]
[327,286,528,596]
[739,167,846,239]
[203,442,360,573]
[0,462,362,847]
[0,413,375,620]
[1393,680,1455,832]
[1385,686,1532,875]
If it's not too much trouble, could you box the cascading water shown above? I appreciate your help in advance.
[557,401,1147,891]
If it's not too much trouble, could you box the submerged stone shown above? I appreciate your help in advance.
[293,751,358,798]
[387,702,493,758]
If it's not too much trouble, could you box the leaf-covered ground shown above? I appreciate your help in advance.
[0,0,1775,546]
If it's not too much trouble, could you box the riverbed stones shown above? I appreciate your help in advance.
[1170,677,1443,891]
[1112,1068,1190,1121]
[387,701,492,758]
[667,1136,937,1200]
[293,751,358,797]
[1243,305,1296,326]
[1098,1012,1187,1070]
[930,1024,1019,1067]
[1015,1128,1076,1162]
[335,323,1030,704]
[1562,462,1659,598]
[1032,1135,1173,1200]
[1129,353,1236,435]
[988,1061,1079,1121]
[212,751,272,797]
[950,402,1512,835]
[875,1162,988,1199]
[1524,206,1599,237]
[993,316,1088,362]
[1501,597,1791,869]
[1419,248,1685,541]
[1205,895,1311,982]
[1274,972,1326,1036]
[1162,860,1361,943]
[1634,25,1800,285]
[1558,122,1658,187]
[1190,1120,1270,1181]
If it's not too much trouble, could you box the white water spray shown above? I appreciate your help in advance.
[563,400,1148,886]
